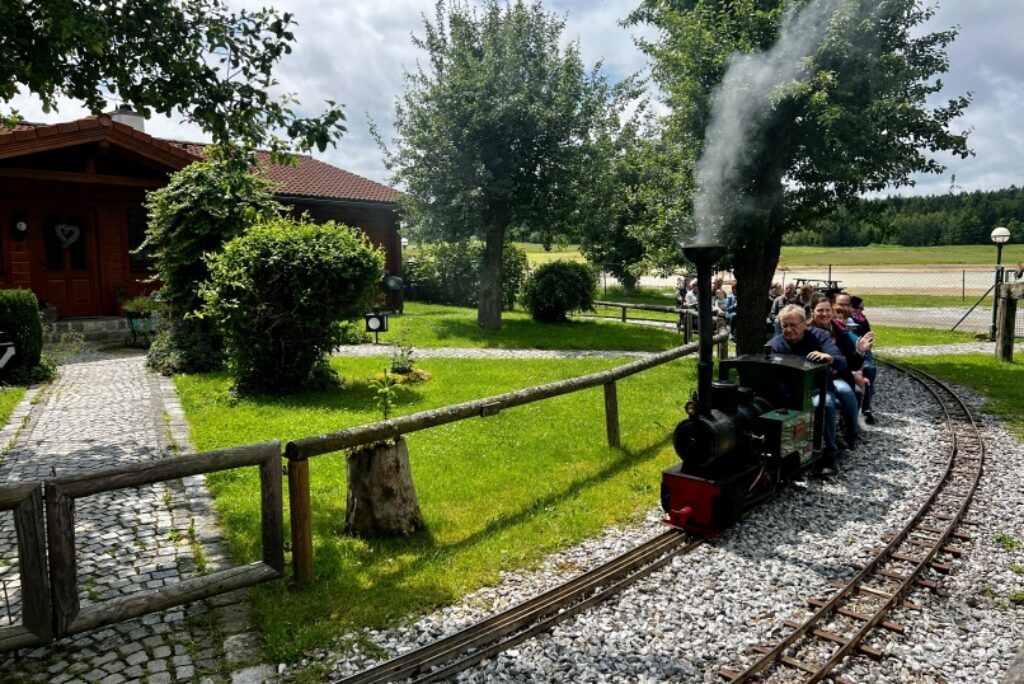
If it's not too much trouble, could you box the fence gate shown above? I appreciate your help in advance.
[0,441,284,649]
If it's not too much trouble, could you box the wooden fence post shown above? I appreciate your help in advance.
[287,459,315,586]
[604,381,620,447]
[996,292,1017,362]
[620,306,627,322]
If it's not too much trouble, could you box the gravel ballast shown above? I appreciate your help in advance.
[292,364,1024,684]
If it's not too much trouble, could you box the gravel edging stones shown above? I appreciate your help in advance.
[0,346,269,684]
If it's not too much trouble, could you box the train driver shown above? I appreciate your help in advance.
[768,304,848,475]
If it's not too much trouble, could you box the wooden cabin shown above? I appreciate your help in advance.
[0,112,402,317]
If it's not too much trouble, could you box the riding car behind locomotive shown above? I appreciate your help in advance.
[661,244,828,536]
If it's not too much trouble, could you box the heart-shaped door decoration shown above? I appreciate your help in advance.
[55,223,81,248]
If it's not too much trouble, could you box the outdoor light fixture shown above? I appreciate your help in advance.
[989,226,1011,341]
[991,226,1011,265]
[364,307,389,344]
[10,213,27,240]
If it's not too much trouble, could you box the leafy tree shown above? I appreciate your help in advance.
[579,122,651,296]
[629,0,971,353]
[0,0,345,160]
[380,0,633,329]
[143,160,281,373]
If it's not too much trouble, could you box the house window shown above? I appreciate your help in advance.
[127,207,154,272]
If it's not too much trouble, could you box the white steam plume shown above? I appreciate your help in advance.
[693,0,847,242]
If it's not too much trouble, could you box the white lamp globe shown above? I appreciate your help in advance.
[991,226,1010,244]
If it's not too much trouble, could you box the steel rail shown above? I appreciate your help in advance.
[336,530,701,684]
[726,362,984,683]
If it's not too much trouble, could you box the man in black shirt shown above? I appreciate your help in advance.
[769,304,846,474]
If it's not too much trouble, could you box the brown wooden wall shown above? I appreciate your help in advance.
[287,198,403,310]
[0,178,155,316]
[0,181,403,317]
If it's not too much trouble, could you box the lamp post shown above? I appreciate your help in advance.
[990,226,1011,341]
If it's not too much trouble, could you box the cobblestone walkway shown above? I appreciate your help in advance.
[0,347,272,684]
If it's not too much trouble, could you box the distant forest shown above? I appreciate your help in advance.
[786,186,1024,247]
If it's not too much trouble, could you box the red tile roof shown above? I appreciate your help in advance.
[255,151,400,204]
[2,117,399,205]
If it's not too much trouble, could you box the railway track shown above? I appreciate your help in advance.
[721,363,984,683]
[335,529,703,684]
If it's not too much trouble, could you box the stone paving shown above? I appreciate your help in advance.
[0,346,273,684]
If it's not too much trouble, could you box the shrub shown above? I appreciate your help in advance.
[521,260,597,322]
[0,289,51,383]
[202,217,384,395]
[403,240,528,310]
[147,319,225,375]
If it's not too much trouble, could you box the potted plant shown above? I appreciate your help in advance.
[122,295,163,345]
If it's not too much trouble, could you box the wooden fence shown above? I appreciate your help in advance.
[285,335,726,585]
[0,442,283,650]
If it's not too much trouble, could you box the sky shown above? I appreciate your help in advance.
[8,1,1023,199]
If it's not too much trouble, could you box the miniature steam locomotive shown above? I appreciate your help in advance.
[661,243,827,536]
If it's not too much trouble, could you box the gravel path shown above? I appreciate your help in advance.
[290,363,1024,684]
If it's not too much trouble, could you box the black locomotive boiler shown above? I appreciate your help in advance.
[661,244,828,536]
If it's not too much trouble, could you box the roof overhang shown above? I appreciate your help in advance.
[0,116,200,171]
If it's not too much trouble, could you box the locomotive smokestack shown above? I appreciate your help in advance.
[682,243,725,415]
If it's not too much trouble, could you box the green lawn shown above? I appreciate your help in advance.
[511,241,584,266]
[177,355,691,662]
[0,386,25,427]
[383,301,682,352]
[887,354,1024,440]
[781,244,1024,267]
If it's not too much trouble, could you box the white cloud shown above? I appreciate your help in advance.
[5,0,1021,198]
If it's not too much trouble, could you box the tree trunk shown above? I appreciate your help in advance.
[477,223,506,330]
[344,438,424,537]
[732,171,786,356]
[620,273,638,297]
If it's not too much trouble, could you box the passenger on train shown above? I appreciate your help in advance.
[768,304,846,475]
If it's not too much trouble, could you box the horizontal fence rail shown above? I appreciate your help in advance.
[286,336,726,584]
[286,340,702,461]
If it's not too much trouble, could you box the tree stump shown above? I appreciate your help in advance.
[344,438,424,537]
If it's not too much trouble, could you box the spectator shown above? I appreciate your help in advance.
[836,293,878,424]
[725,283,738,340]
[770,282,800,335]
[798,283,815,317]
[685,281,699,309]
[809,297,863,450]
[769,304,847,475]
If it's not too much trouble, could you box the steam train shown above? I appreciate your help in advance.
[661,244,828,536]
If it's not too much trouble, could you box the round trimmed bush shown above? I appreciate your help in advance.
[202,217,384,395]
[521,260,597,322]
[0,289,46,382]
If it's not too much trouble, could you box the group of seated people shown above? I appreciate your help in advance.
[676,276,738,339]
[766,290,878,476]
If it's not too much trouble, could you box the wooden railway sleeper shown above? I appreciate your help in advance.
[849,565,939,590]
[828,583,922,611]
[882,534,963,556]
[806,597,905,633]
[782,619,884,660]
[917,524,972,541]
[750,646,855,684]
[869,548,953,574]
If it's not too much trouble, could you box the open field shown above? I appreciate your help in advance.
[508,243,1024,269]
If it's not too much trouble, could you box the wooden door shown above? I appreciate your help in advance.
[34,210,96,317]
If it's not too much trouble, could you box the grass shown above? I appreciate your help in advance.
[888,353,1024,440]
[176,355,693,662]
[780,244,1024,266]
[0,386,26,427]
[511,241,584,266]
[870,325,977,347]
[380,302,682,352]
